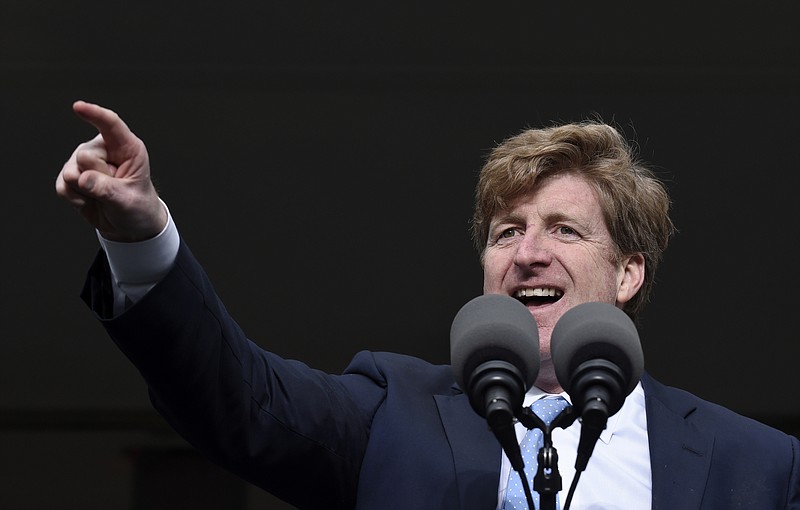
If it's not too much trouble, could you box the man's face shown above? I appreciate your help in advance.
[482,173,642,387]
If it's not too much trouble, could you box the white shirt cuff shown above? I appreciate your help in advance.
[96,201,180,308]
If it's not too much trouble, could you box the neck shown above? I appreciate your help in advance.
[534,364,563,395]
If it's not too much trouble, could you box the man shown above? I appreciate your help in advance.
[57,101,799,509]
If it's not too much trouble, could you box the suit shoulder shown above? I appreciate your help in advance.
[344,350,458,394]
[642,373,796,447]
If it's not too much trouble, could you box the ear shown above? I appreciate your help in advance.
[616,253,645,304]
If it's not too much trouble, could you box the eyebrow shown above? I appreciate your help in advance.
[488,211,524,230]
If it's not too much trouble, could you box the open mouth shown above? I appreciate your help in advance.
[514,288,563,307]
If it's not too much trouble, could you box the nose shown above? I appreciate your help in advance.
[512,230,552,269]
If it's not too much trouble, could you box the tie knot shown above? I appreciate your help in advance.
[531,396,569,426]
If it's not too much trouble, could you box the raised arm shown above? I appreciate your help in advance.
[55,101,167,242]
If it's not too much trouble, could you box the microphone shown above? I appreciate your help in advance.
[551,301,644,472]
[450,294,540,471]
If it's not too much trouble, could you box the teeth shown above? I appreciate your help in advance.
[515,288,563,298]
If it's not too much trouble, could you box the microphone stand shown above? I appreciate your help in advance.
[516,405,577,510]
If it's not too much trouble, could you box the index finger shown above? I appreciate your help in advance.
[72,100,134,150]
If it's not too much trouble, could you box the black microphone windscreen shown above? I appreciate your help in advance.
[551,302,643,396]
[450,294,540,392]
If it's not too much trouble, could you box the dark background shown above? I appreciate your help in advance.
[2,1,798,508]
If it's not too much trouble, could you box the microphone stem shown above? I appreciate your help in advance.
[575,399,608,472]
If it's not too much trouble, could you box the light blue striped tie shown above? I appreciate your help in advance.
[503,396,569,510]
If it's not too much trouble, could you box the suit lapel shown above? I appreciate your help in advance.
[434,391,502,510]
[642,373,715,510]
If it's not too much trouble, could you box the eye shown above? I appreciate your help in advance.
[555,225,581,239]
[500,228,519,239]
[490,227,523,246]
[497,227,527,243]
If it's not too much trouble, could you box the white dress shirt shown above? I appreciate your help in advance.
[497,387,651,509]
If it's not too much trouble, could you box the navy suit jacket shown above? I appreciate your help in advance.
[82,241,800,509]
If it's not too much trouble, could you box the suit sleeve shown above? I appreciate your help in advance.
[81,240,386,509]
